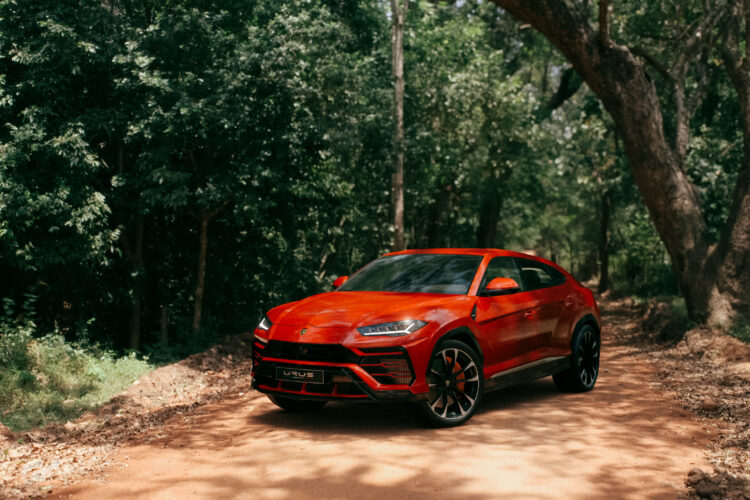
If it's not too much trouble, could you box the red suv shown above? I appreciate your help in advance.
[251,248,600,426]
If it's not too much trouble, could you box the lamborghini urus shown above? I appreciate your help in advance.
[251,248,600,426]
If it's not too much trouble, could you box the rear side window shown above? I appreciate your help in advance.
[516,259,566,291]
[479,257,522,290]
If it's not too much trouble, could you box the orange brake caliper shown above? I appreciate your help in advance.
[453,359,465,391]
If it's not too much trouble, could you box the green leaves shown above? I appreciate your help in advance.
[2,0,729,349]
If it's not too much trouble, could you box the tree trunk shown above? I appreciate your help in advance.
[489,0,750,325]
[476,107,509,249]
[476,186,501,248]
[160,305,168,346]
[598,191,610,292]
[125,215,144,350]
[390,0,408,251]
[427,180,452,247]
[191,201,229,336]
[192,210,209,336]
[711,0,750,326]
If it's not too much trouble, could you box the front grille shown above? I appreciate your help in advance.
[360,357,413,385]
[252,341,415,391]
[262,340,359,363]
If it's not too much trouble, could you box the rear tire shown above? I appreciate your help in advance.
[417,340,483,427]
[553,323,600,393]
[267,394,328,412]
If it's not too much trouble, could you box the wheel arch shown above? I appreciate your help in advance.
[573,314,600,342]
[436,327,484,363]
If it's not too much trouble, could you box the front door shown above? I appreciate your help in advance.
[473,257,536,375]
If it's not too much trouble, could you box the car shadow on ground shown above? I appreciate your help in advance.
[250,379,560,435]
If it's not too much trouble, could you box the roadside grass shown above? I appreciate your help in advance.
[0,327,153,432]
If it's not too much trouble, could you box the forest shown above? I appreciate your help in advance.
[1,0,748,361]
[4,2,750,496]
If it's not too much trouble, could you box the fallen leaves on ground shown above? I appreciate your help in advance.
[602,297,750,499]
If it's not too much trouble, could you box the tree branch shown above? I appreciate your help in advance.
[547,67,583,110]
[686,29,715,117]
[720,0,744,94]
[598,0,609,45]
[672,1,727,80]
[489,1,596,97]
[630,46,673,81]
[490,0,713,312]
[663,1,726,159]
[206,199,231,222]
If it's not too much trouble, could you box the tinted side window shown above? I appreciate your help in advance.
[516,259,566,291]
[479,257,522,290]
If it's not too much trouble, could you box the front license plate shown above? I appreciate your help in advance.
[276,367,324,384]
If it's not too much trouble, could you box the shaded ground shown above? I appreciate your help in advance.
[2,299,748,499]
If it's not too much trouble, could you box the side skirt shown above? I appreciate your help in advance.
[484,356,570,393]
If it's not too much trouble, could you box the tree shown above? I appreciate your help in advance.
[390,0,409,251]
[405,2,536,250]
[0,0,121,337]
[490,0,750,326]
[717,0,750,327]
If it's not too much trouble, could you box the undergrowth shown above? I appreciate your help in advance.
[0,296,153,432]
[730,317,750,345]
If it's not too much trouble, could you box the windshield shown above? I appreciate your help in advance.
[338,254,483,294]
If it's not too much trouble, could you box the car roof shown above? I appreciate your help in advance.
[384,248,538,260]
[382,248,571,277]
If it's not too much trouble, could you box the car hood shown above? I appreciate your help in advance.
[269,291,472,328]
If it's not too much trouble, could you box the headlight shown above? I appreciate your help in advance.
[357,320,427,337]
[257,315,272,331]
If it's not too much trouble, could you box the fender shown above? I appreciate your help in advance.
[570,312,601,344]
[434,326,485,362]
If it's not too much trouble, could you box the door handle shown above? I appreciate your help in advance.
[564,297,575,308]
[524,310,536,319]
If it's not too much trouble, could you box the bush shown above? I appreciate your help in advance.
[730,317,750,345]
[0,297,35,369]
[0,297,153,432]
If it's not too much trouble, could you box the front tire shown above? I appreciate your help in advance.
[553,323,600,392]
[267,394,328,412]
[418,340,483,427]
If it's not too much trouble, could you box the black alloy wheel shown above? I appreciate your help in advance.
[578,326,599,388]
[419,340,483,427]
[553,323,600,392]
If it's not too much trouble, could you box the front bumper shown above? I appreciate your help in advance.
[251,338,427,402]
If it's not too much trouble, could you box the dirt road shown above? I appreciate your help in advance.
[51,318,712,499]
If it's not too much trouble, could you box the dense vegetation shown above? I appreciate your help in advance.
[0,296,152,430]
[0,0,747,429]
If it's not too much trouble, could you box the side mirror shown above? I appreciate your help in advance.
[483,277,521,296]
[332,275,349,288]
